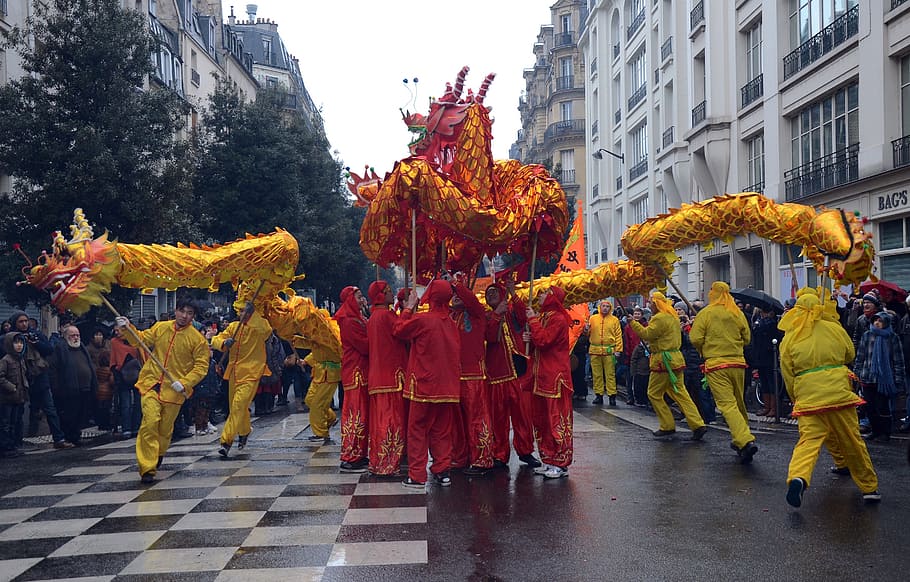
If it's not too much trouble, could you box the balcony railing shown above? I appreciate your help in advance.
[190,68,200,86]
[690,1,704,30]
[555,31,575,48]
[893,135,910,168]
[591,120,599,136]
[660,36,673,61]
[616,176,623,190]
[740,74,763,108]
[559,169,577,184]
[555,75,575,91]
[544,119,585,140]
[627,9,645,40]
[614,109,621,124]
[893,0,910,11]
[628,84,647,110]
[662,126,675,148]
[784,143,860,201]
[692,100,706,126]
[629,157,649,182]
[783,6,858,80]
[593,184,599,198]
[613,43,620,59]
[590,57,598,75]
[743,181,765,194]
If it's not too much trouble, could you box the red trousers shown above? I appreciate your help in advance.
[407,401,455,483]
[491,377,535,462]
[455,379,494,469]
[340,387,368,463]
[532,388,574,469]
[368,391,406,475]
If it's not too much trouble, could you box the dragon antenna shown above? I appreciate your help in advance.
[401,76,420,115]
[476,72,496,105]
[452,66,469,100]
[13,243,34,283]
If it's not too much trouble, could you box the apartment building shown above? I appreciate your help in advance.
[512,0,591,213]
[579,0,910,301]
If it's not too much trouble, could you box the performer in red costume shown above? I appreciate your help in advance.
[366,281,408,476]
[335,286,369,473]
[450,277,494,475]
[485,281,541,468]
[394,280,461,488]
[524,286,573,479]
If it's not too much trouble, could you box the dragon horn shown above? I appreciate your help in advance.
[476,73,496,105]
[452,66,469,100]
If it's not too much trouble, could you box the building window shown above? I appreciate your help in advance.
[631,195,649,225]
[262,37,273,64]
[788,0,859,48]
[149,0,157,16]
[561,13,572,33]
[902,56,910,136]
[629,49,646,94]
[560,57,572,79]
[747,134,765,191]
[560,101,572,122]
[746,23,762,81]
[631,123,647,165]
[790,83,858,169]
[560,150,575,184]
[265,76,279,88]
[879,217,910,289]
[209,20,216,54]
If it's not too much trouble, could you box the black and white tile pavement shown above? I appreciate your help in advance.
[0,414,427,581]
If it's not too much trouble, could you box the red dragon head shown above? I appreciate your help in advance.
[21,209,121,314]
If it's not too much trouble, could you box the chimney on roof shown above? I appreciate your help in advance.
[246,4,257,22]
[228,6,235,25]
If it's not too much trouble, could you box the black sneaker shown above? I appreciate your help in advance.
[518,453,542,468]
[608,395,617,407]
[862,490,882,504]
[492,459,509,470]
[433,472,452,487]
[463,466,489,476]
[653,429,676,438]
[592,395,604,405]
[830,466,850,476]
[738,441,758,464]
[237,434,249,450]
[787,477,806,508]
[218,443,231,458]
[402,477,425,489]
[691,426,708,441]
[340,459,368,473]
[140,472,155,484]
[323,437,337,446]
[307,435,324,442]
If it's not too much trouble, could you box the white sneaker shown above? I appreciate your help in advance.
[206,422,217,432]
[543,466,569,479]
[533,464,552,475]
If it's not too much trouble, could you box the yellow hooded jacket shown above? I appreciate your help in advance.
[629,312,685,372]
[689,304,751,371]
[125,321,210,405]
[211,312,273,383]
[588,306,623,356]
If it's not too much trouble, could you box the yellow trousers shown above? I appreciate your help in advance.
[305,380,338,437]
[220,379,257,446]
[136,392,181,477]
[787,407,878,493]
[590,354,617,396]
[648,371,705,432]
[706,368,754,449]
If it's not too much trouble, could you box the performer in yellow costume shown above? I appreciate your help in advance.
[779,293,881,507]
[587,300,623,407]
[211,301,274,457]
[689,282,757,463]
[629,292,707,440]
[115,298,209,483]
[303,347,340,445]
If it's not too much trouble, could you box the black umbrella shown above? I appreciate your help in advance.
[730,288,785,314]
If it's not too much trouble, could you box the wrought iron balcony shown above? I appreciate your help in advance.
[544,119,585,140]
[692,100,706,127]
[629,157,649,182]
[593,184,599,199]
[662,126,675,148]
[783,6,858,80]
[784,143,859,201]
[616,176,623,190]
[555,75,575,91]
[893,0,909,10]
[613,43,620,59]
[559,169,577,184]
[690,1,704,30]
[743,181,764,194]
[627,10,645,40]
[628,84,647,110]
[893,135,910,168]
[591,120,599,136]
[741,74,763,108]
[555,31,575,48]
[614,109,621,125]
[660,36,673,61]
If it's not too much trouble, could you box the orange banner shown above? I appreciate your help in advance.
[555,199,589,350]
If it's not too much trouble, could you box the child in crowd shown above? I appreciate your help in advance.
[0,334,30,457]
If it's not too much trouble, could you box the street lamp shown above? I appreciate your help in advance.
[592,148,624,163]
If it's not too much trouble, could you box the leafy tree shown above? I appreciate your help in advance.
[193,82,371,305]
[0,0,194,310]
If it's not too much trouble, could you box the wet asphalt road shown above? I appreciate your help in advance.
[2,401,908,582]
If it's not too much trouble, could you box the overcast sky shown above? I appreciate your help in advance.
[221,1,554,175]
